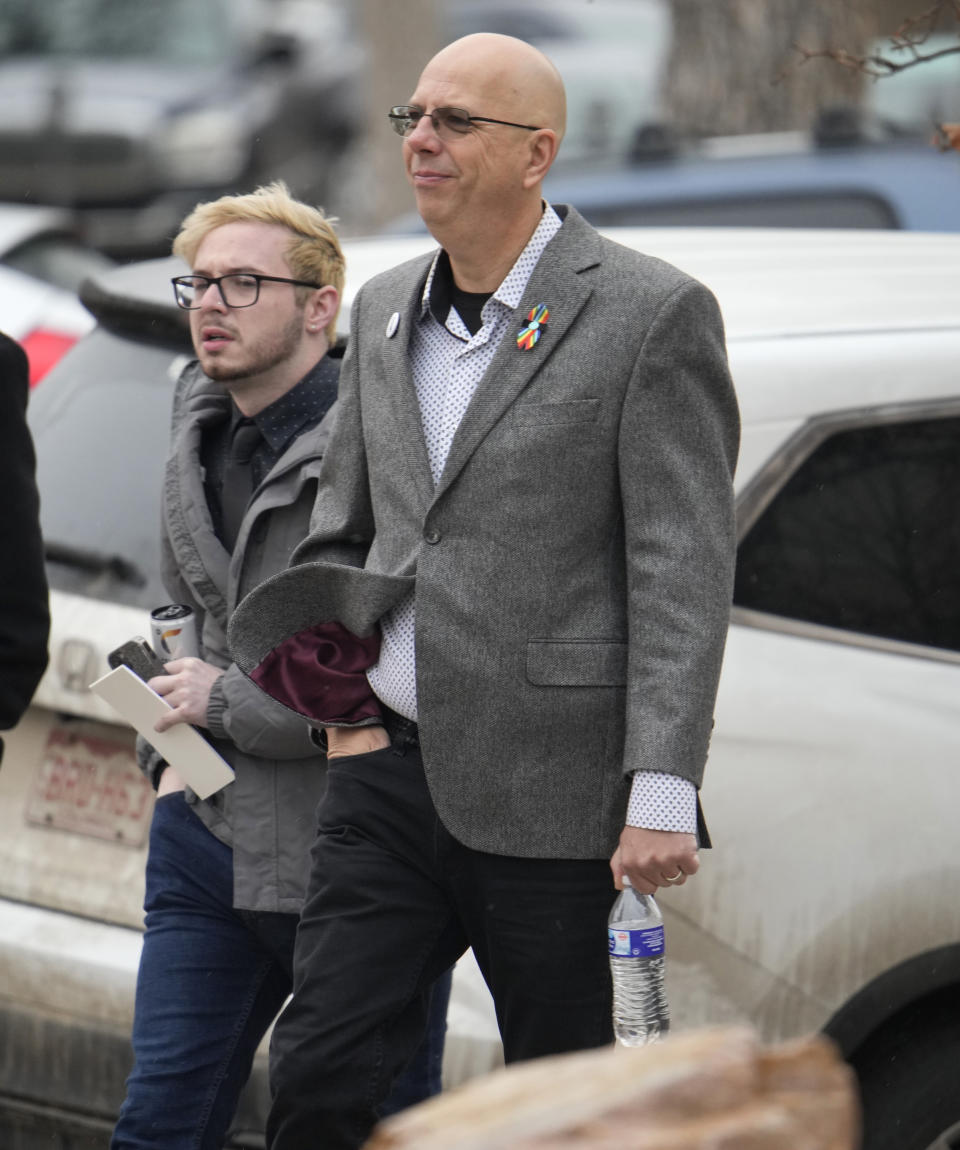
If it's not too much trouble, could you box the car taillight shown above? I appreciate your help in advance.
[20,329,78,386]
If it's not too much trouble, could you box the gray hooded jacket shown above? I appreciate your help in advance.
[140,358,334,912]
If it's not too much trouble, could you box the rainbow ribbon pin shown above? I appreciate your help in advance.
[517,304,549,350]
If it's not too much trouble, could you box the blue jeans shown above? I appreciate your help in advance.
[112,792,451,1150]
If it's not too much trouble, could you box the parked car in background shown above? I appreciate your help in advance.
[0,0,360,259]
[384,121,960,235]
[3,226,960,1149]
[0,203,112,384]
[541,128,960,231]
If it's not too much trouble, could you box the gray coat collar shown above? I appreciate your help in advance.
[164,364,332,631]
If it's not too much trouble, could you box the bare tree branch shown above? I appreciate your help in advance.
[668,1,868,137]
[792,0,960,78]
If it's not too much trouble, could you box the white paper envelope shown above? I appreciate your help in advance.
[89,665,234,800]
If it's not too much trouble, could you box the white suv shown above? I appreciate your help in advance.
[3,225,959,1150]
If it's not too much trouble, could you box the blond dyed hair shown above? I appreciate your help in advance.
[173,181,345,343]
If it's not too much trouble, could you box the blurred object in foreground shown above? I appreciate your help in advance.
[365,1026,859,1150]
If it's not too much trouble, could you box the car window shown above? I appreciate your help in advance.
[0,0,236,63]
[734,415,960,651]
[580,192,898,229]
[29,326,184,609]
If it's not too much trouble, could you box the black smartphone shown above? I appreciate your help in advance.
[107,636,167,683]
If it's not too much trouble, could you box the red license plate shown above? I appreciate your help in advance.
[25,726,154,847]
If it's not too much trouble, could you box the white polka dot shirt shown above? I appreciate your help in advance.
[367,205,696,835]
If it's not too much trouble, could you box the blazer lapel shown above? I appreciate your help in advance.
[375,258,437,510]
[434,211,602,501]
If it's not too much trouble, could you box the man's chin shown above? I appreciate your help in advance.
[198,355,241,383]
[416,199,456,242]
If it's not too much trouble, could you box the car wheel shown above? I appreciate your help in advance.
[852,987,960,1150]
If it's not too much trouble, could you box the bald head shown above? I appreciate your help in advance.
[420,33,566,144]
[403,32,566,283]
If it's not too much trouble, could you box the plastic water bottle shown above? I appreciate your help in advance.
[608,878,670,1045]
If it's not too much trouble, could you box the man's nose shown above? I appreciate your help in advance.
[407,112,442,149]
[199,280,228,309]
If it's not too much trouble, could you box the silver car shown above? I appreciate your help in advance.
[3,226,960,1149]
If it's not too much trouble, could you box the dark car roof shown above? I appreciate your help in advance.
[542,137,960,232]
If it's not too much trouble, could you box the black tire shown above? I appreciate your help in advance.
[852,987,960,1150]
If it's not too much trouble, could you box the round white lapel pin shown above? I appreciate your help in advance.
[386,312,400,338]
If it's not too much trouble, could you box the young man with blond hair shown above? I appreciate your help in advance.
[112,182,449,1150]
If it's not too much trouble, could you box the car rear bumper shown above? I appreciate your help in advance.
[0,898,503,1145]
[0,898,140,1142]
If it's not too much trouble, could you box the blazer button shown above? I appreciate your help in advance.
[424,528,441,544]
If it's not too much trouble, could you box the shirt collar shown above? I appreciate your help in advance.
[419,201,563,324]
[233,354,339,456]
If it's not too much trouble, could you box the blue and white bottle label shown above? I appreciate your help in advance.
[608,924,665,958]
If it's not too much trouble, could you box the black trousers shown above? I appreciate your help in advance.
[266,744,615,1150]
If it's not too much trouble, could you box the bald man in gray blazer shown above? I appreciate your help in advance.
[230,32,739,1150]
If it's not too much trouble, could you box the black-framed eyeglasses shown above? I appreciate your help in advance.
[171,273,323,310]
[388,105,542,142]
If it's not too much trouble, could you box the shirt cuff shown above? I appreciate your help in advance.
[626,771,697,833]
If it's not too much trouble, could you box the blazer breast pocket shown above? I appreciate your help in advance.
[526,639,627,687]
[512,398,601,428]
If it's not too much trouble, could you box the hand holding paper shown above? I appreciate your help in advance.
[90,665,234,800]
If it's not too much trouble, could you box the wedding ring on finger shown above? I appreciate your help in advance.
[664,872,683,884]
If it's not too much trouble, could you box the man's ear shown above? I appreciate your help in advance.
[305,285,340,334]
[522,129,559,190]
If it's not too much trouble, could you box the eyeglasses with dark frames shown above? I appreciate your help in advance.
[171,273,323,310]
[388,105,542,142]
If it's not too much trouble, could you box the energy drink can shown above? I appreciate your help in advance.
[150,604,200,660]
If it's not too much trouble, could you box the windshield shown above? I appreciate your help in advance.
[29,325,187,608]
[0,0,237,64]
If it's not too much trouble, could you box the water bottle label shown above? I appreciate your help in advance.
[608,924,665,958]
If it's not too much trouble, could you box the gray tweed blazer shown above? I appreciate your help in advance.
[230,206,740,860]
